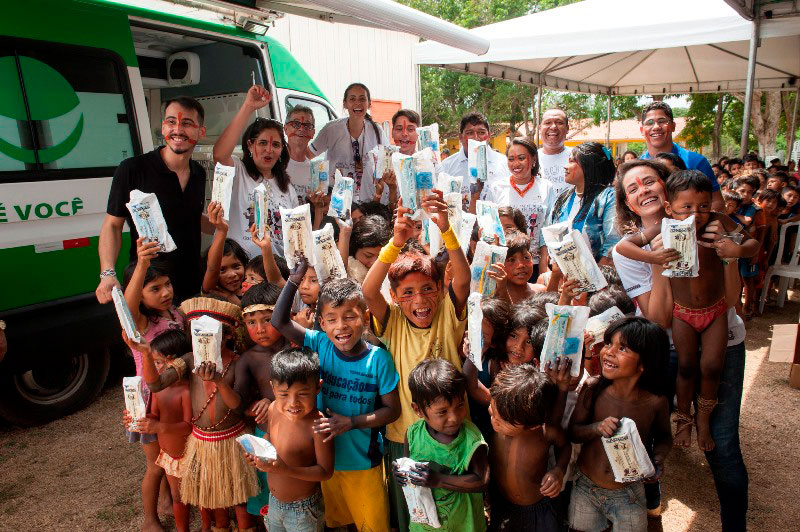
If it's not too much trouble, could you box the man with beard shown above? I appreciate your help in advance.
[97,97,207,303]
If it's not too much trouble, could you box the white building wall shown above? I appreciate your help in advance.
[268,14,420,112]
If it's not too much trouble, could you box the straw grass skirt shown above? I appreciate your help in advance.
[180,421,259,509]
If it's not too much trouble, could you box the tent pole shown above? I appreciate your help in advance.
[531,85,537,140]
[787,88,799,164]
[740,6,761,158]
[606,91,612,151]
[536,77,544,146]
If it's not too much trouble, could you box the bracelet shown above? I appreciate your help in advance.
[100,268,116,279]
[378,242,402,264]
[441,225,460,250]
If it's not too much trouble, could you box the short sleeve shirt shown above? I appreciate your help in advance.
[641,143,719,192]
[304,330,399,471]
[106,147,206,301]
[438,148,511,210]
[286,158,311,204]
[538,147,571,197]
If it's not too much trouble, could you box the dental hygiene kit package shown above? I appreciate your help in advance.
[417,123,441,163]
[395,457,441,528]
[470,241,508,298]
[437,172,463,195]
[236,433,278,461]
[328,170,354,221]
[540,303,590,377]
[476,200,507,246]
[467,293,484,371]
[413,148,436,206]
[309,156,330,194]
[123,376,147,431]
[601,417,655,483]
[542,222,607,293]
[190,315,224,373]
[112,286,142,342]
[468,139,488,183]
[460,212,477,255]
[253,183,269,240]
[126,189,177,252]
[211,162,236,220]
[281,203,316,270]
[369,144,399,180]
[661,215,699,278]
[428,192,463,255]
[585,306,626,347]
[394,150,436,220]
[313,223,346,283]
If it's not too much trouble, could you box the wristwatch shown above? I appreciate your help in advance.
[100,268,117,279]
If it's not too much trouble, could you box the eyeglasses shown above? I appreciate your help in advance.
[287,120,315,131]
[643,118,671,127]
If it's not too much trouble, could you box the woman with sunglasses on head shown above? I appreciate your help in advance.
[308,83,390,203]
[213,84,299,259]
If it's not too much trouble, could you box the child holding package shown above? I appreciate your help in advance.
[243,347,334,532]
[503,231,546,303]
[488,364,571,532]
[395,359,489,532]
[202,202,249,304]
[271,265,401,531]
[363,191,472,531]
[568,317,672,532]
[124,330,193,532]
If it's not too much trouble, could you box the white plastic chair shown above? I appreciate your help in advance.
[759,221,800,314]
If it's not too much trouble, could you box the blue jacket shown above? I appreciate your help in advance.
[548,186,620,261]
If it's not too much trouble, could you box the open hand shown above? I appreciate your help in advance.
[248,398,271,424]
[312,409,354,442]
[648,247,681,266]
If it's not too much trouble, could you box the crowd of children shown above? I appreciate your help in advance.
[114,96,797,532]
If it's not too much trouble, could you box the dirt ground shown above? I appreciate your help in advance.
[1,295,799,531]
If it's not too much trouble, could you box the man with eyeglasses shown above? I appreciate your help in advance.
[284,105,317,204]
[97,96,207,303]
[639,101,722,211]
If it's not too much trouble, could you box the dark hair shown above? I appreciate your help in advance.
[202,238,249,275]
[522,291,560,323]
[782,185,799,195]
[392,109,421,127]
[317,277,366,314]
[641,101,674,122]
[769,172,789,184]
[504,231,532,261]
[723,191,743,205]
[732,175,760,192]
[588,285,635,316]
[599,264,621,287]
[601,317,670,396]
[163,96,205,125]
[241,281,281,309]
[343,83,382,140]
[123,259,173,319]
[286,104,315,124]
[150,329,191,359]
[654,152,687,171]
[614,159,671,232]
[459,112,490,134]
[507,138,540,177]
[245,256,266,280]
[743,153,761,164]
[509,305,540,339]
[491,364,555,427]
[481,298,511,346]
[757,188,781,203]
[727,157,743,168]
[241,118,291,193]
[552,142,615,225]
[529,320,548,361]
[665,169,711,201]
[622,150,638,161]
[270,346,320,387]
[498,206,528,234]
[388,252,440,290]
[408,358,466,412]
[350,215,391,257]
[353,201,392,223]
[718,156,729,165]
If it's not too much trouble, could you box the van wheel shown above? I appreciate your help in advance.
[0,348,110,426]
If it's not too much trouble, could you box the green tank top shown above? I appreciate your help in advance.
[407,419,487,532]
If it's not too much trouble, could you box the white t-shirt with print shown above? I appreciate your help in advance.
[228,156,299,259]
[485,177,556,263]
[309,116,389,203]
[287,158,312,204]
[438,147,511,208]
[538,147,571,197]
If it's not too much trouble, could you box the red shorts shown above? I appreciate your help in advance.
[673,298,727,333]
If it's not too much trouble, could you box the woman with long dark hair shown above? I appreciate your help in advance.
[213,85,298,259]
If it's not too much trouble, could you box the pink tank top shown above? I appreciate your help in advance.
[130,307,185,409]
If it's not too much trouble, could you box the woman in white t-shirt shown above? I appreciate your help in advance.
[309,83,389,203]
[213,85,299,259]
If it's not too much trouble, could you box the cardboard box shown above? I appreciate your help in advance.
[790,364,800,389]
[768,324,800,364]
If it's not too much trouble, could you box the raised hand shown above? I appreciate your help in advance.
[207,201,228,232]
[544,356,575,392]
[136,237,160,265]
[288,255,309,285]
[421,189,450,232]
[250,223,272,251]
[392,200,416,246]
[195,361,222,382]
[244,84,271,110]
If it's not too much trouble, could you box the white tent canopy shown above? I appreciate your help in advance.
[414,0,800,96]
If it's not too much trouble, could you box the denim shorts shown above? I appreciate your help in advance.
[568,470,646,532]
[266,489,324,532]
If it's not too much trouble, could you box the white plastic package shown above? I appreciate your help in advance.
[460,211,477,255]
[126,189,177,252]
[191,315,224,373]
[236,433,278,461]
[468,139,488,183]
[476,200,507,246]
[393,151,420,217]
[313,223,347,283]
[428,193,463,255]
[309,156,330,194]
[253,183,269,240]
[467,293,484,371]
[328,170,354,221]
[470,241,508,298]
[601,417,655,483]
[112,286,142,342]
[281,203,316,270]
[395,457,441,528]
[211,162,236,220]
[123,376,147,430]
[540,303,590,378]
[369,144,399,180]
[542,222,607,293]
[437,172,463,195]
[417,123,441,163]
[413,148,436,211]
[661,215,699,278]
[585,306,626,347]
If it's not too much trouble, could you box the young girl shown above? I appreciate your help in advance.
[343,215,392,283]
[213,84,299,259]
[568,317,672,532]
[122,237,185,531]
[202,202,249,304]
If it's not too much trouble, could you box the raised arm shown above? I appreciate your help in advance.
[213,85,270,166]
[124,237,161,332]
[423,190,470,315]
[202,202,229,293]
[250,224,285,287]
[336,219,352,270]
[270,258,310,346]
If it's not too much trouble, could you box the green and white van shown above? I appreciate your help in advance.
[0,0,338,425]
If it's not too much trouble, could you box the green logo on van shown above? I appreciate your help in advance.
[0,56,84,163]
